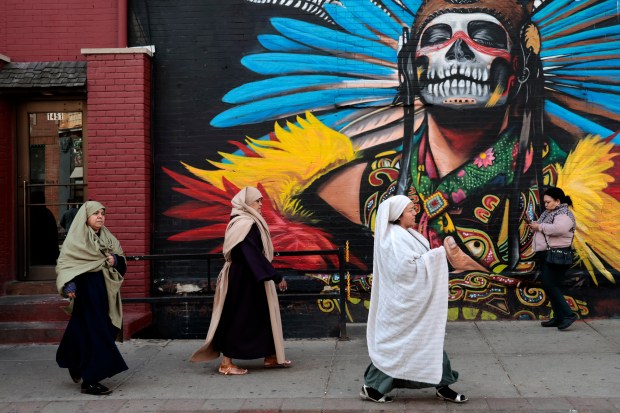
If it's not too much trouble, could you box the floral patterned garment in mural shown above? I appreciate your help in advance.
[359,121,568,275]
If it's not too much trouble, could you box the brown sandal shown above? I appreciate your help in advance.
[218,364,248,375]
[264,356,292,368]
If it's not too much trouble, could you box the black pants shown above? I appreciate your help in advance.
[540,258,574,320]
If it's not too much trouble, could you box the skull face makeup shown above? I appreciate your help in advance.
[416,13,516,109]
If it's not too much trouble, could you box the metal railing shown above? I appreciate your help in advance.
[123,248,348,339]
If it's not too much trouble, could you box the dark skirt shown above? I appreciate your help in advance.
[364,351,459,394]
[212,260,276,359]
[56,271,128,383]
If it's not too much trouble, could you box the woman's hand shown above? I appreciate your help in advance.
[63,281,77,299]
[278,279,288,292]
[529,222,540,232]
[106,254,115,266]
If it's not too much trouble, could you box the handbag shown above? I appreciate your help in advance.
[543,233,574,265]
[545,247,573,265]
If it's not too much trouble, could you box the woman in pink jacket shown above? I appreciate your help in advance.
[528,187,578,330]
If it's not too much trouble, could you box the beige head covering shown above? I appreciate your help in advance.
[239,186,263,206]
[55,201,125,329]
[224,186,274,261]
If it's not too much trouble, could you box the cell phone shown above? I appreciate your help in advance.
[525,208,535,224]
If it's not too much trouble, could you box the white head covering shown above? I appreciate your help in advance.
[374,195,413,247]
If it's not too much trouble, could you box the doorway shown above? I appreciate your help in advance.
[17,101,87,280]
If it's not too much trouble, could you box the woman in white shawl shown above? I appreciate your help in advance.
[191,186,291,374]
[55,201,128,396]
[361,195,467,403]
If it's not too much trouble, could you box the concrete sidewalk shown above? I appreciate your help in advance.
[0,320,619,413]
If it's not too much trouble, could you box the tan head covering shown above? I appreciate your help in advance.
[224,186,274,261]
[239,186,263,206]
[55,201,125,329]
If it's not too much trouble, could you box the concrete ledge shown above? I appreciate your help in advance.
[123,308,153,341]
[81,46,155,57]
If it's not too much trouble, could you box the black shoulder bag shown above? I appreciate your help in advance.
[543,232,574,266]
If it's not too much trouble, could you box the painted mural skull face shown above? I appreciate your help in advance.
[415,13,515,109]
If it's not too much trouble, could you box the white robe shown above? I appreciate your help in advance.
[367,197,449,384]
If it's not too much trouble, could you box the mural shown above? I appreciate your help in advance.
[162,0,620,321]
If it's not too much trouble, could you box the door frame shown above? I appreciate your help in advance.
[16,100,88,280]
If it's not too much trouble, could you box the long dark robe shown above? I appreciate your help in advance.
[56,256,128,383]
[213,224,281,359]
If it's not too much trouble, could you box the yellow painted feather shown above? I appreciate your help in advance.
[182,112,358,218]
[555,135,618,285]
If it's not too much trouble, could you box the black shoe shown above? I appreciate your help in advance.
[541,318,559,327]
[360,385,393,403]
[68,367,81,383]
[80,382,112,395]
[436,385,468,403]
[557,313,579,331]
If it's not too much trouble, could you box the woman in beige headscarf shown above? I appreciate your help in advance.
[55,201,128,395]
[191,186,291,374]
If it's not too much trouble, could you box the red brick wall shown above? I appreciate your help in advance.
[0,0,122,62]
[0,100,16,292]
[85,51,151,299]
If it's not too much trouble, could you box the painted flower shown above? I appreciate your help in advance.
[474,148,496,168]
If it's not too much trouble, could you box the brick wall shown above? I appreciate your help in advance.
[84,50,151,300]
[0,100,16,291]
[0,0,121,61]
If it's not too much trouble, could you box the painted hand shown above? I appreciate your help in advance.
[443,236,488,273]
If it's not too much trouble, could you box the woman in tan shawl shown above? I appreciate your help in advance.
[191,186,291,375]
[55,201,128,395]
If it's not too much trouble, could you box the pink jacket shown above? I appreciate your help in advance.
[532,214,575,252]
